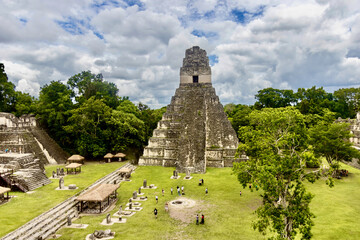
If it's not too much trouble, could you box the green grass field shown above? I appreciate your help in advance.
[1,162,360,240]
[0,161,126,237]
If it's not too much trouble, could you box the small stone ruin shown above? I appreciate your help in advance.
[89,229,115,240]
[0,112,69,192]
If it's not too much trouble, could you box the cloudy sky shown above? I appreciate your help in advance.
[1,0,360,108]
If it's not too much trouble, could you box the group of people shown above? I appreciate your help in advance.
[153,180,208,224]
[196,214,205,225]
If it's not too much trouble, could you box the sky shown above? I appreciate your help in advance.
[1,0,360,108]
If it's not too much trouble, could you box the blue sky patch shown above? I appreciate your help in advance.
[93,31,104,40]
[191,29,218,39]
[123,0,145,10]
[91,0,120,13]
[209,54,219,66]
[19,18,28,25]
[56,17,86,35]
[231,6,265,24]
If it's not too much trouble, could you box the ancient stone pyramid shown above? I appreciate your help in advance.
[139,46,241,173]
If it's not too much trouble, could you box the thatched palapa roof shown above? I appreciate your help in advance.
[76,184,119,202]
[104,153,114,159]
[68,154,85,161]
[0,186,11,195]
[65,163,82,169]
[114,153,126,158]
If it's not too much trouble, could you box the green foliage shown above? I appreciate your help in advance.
[333,87,360,119]
[137,102,166,142]
[0,63,16,112]
[302,151,321,168]
[255,88,297,109]
[234,107,319,240]
[37,81,74,147]
[309,122,360,172]
[296,86,334,115]
[67,71,119,108]
[107,100,146,152]
[13,91,37,117]
[64,97,112,158]
[224,103,253,138]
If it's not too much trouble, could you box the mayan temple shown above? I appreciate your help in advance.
[139,46,242,173]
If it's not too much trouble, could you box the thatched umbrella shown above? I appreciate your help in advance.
[104,153,114,163]
[114,153,126,161]
[67,154,85,164]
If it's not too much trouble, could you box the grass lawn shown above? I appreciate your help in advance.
[56,164,360,240]
[307,163,360,240]
[0,161,126,237]
[1,162,360,240]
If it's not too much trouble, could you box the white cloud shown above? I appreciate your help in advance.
[0,0,360,107]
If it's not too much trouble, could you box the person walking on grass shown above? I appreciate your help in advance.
[196,214,199,225]
[154,208,158,219]
[162,188,164,196]
[171,187,173,195]
[155,195,158,204]
[200,214,205,224]
[205,188,208,195]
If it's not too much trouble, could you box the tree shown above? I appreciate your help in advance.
[67,71,119,108]
[229,104,252,137]
[137,102,166,141]
[332,88,360,119]
[296,86,334,115]
[107,100,147,154]
[255,88,296,109]
[233,107,319,240]
[64,97,112,158]
[0,63,16,112]
[309,121,360,175]
[37,81,74,147]
[13,92,37,117]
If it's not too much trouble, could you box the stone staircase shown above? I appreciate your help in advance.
[16,169,52,191]
[0,163,135,240]
[139,83,243,172]
[29,127,69,164]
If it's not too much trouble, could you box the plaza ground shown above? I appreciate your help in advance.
[0,162,359,240]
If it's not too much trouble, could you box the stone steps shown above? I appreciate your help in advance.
[1,163,134,240]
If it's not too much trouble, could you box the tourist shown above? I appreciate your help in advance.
[171,187,173,195]
[155,195,158,203]
[200,214,205,224]
[162,188,164,196]
[196,214,199,225]
[165,202,169,212]
[202,179,204,185]
[181,185,184,195]
[240,191,242,196]
[205,188,208,195]
[154,208,158,219]
[199,179,202,186]
[177,187,181,196]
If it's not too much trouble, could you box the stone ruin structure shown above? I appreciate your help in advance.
[0,112,69,192]
[336,112,360,148]
[139,46,245,173]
